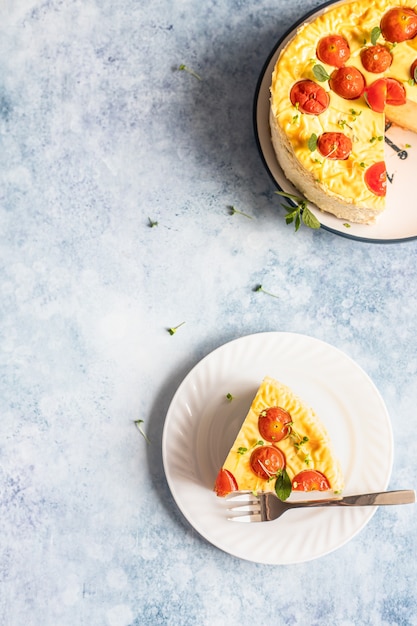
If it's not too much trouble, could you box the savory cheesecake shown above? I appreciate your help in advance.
[214,376,344,498]
[270,0,417,224]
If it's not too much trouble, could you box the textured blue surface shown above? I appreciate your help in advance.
[1,1,417,624]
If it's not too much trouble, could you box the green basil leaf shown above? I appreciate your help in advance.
[302,207,321,229]
[313,64,331,82]
[371,26,381,46]
[275,468,292,501]
[308,133,318,152]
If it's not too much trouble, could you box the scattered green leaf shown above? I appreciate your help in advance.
[343,223,351,228]
[167,321,186,335]
[237,446,248,455]
[228,205,253,219]
[178,64,202,81]
[254,284,279,298]
[226,392,235,401]
[313,64,331,82]
[371,26,381,45]
[134,419,150,444]
[148,217,158,227]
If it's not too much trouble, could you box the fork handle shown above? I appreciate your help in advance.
[295,489,415,508]
[335,490,415,507]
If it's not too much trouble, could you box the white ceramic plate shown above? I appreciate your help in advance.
[162,332,393,564]
[254,0,417,243]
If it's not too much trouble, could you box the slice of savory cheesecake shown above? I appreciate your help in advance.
[214,376,344,499]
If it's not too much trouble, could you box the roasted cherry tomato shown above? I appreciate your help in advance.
[290,80,330,115]
[249,445,285,480]
[360,44,392,73]
[411,59,417,82]
[364,161,387,197]
[364,78,387,112]
[316,35,350,68]
[258,407,292,443]
[380,7,417,43]
[329,66,365,99]
[317,132,352,160]
[292,469,331,491]
[214,468,238,497]
[386,77,406,105]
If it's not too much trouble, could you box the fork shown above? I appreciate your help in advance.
[226,489,416,522]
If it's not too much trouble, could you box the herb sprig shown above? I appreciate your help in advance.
[275,191,320,231]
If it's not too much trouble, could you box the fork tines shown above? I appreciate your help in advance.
[225,492,261,520]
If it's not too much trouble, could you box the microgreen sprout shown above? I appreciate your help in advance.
[134,419,150,444]
[237,446,248,455]
[226,392,235,402]
[349,108,362,121]
[253,284,279,299]
[148,217,158,227]
[228,205,253,219]
[275,191,320,231]
[167,321,186,335]
[178,64,202,81]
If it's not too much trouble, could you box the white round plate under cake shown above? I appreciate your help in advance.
[254,0,417,243]
[162,332,393,565]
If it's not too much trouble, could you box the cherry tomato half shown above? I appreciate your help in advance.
[329,66,365,100]
[360,44,392,73]
[411,59,417,82]
[380,7,417,43]
[365,77,406,112]
[292,469,331,492]
[249,445,285,480]
[316,35,350,68]
[364,78,387,113]
[290,80,330,115]
[214,468,238,497]
[317,132,352,160]
[258,407,292,443]
[364,161,387,197]
[386,77,406,105]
